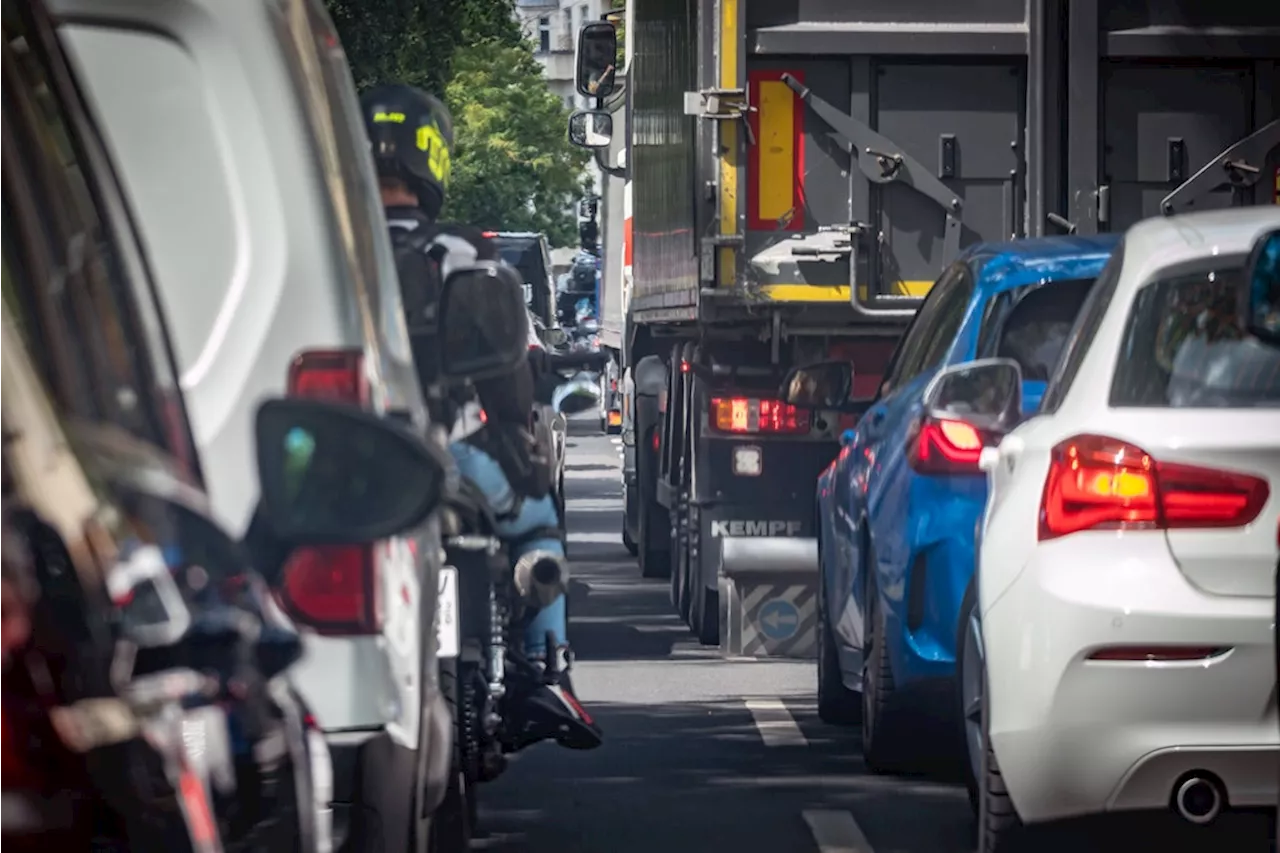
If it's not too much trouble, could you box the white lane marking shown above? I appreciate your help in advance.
[802,809,874,853]
[745,699,807,748]
[566,531,622,544]
[610,437,622,445]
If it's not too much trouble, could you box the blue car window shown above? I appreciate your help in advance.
[1041,245,1125,414]
[884,263,971,392]
[978,278,1095,380]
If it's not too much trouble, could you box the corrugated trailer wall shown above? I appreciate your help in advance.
[627,0,1279,322]
[630,0,700,318]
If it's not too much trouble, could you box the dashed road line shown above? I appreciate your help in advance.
[802,809,874,853]
[745,698,807,748]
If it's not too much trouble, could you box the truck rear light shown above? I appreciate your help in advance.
[1038,434,1269,541]
[709,397,809,434]
[284,348,380,634]
[278,546,382,635]
[907,416,984,475]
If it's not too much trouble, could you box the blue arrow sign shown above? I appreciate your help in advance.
[758,598,800,641]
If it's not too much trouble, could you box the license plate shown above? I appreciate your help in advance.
[437,567,459,659]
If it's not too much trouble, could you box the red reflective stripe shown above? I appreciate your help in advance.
[623,216,633,267]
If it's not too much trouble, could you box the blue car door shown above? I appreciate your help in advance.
[862,265,976,609]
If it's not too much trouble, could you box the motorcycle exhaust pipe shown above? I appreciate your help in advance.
[1172,773,1224,825]
[513,550,570,608]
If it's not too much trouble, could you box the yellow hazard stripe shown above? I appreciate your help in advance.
[755,79,796,226]
[717,0,738,286]
[758,281,935,302]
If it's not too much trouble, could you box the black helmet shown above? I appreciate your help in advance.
[361,84,454,220]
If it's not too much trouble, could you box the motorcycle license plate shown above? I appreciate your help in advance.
[437,567,460,659]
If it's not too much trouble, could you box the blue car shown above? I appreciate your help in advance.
[812,235,1121,770]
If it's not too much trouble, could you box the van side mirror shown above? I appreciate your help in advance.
[921,358,1023,435]
[779,361,854,410]
[438,261,530,382]
[575,22,618,98]
[569,110,613,149]
[1240,229,1280,347]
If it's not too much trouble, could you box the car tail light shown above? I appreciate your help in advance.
[278,546,382,634]
[482,231,498,238]
[907,416,985,475]
[288,349,368,405]
[1038,434,1270,541]
[283,348,380,634]
[709,397,809,434]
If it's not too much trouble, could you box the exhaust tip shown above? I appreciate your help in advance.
[1173,774,1224,825]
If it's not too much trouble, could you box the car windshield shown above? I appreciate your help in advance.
[1111,265,1280,408]
[977,278,1095,381]
[495,237,547,287]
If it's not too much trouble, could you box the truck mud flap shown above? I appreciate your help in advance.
[717,535,818,660]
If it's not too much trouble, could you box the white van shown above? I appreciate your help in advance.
[51,0,454,850]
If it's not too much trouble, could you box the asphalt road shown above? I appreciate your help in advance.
[473,425,1276,853]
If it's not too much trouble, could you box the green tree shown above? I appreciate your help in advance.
[442,41,590,246]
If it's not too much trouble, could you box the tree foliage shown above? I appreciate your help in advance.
[325,0,588,246]
[442,43,590,245]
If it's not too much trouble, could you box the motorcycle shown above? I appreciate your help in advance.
[431,263,604,852]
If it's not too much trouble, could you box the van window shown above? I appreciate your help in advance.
[3,8,192,468]
[59,25,239,381]
[1111,264,1280,408]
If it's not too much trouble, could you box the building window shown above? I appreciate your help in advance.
[580,4,589,26]
[537,16,550,53]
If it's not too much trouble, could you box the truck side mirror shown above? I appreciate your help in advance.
[575,22,618,98]
[569,110,613,149]
[1240,229,1280,347]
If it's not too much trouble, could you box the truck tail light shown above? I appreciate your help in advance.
[907,416,984,475]
[281,349,381,634]
[709,397,809,434]
[1039,434,1269,541]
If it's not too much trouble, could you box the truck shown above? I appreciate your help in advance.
[568,0,1280,653]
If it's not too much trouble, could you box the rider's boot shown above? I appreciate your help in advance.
[523,642,602,751]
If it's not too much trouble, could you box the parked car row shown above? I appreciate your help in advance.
[2,0,465,851]
[780,207,1280,849]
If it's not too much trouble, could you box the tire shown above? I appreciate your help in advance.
[622,521,638,557]
[957,580,983,812]
[817,568,861,725]
[860,551,909,773]
[429,659,474,853]
[977,655,1025,852]
[638,498,671,579]
[692,576,718,646]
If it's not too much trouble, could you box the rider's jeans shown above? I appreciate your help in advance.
[448,441,566,658]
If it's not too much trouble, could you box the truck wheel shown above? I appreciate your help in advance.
[622,521,638,556]
[861,563,909,773]
[817,571,860,725]
[691,579,718,646]
[638,498,671,578]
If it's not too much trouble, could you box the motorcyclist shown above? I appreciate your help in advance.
[361,83,601,750]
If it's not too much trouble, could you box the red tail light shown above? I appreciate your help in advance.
[651,429,660,451]
[288,349,368,405]
[278,546,381,634]
[709,397,809,434]
[482,231,498,238]
[284,348,380,634]
[907,416,985,475]
[1039,434,1269,541]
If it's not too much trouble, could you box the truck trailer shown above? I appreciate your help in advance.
[570,0,1280,654]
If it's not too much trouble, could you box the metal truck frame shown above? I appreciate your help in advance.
[573,0,1280,657]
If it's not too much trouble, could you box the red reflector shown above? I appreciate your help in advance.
[651,429,660,451]
[709,397,809,434]
[279,545,381,634]
[680,361,691,373]
[288,349,367,406]
[907,417,984,475]
[1087,646,1230,662]
[1039,435,1269,541]
[482,231,498,238]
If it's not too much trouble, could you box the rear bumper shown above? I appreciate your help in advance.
[329,691,451,853]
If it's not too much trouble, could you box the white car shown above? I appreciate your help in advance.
[53,1,456,850]
[950,207,1280,849]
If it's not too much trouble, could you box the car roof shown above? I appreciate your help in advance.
[963,234,1122,296]
[1117,206,1280,294]
[493,231,546,241]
